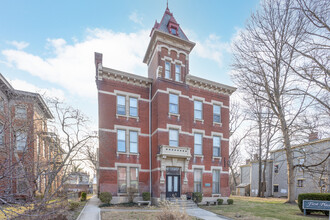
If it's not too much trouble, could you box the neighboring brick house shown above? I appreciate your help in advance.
[64,172,90,193]
[238,136,329,199]
[96,7,236,204]
[0,73,62,200]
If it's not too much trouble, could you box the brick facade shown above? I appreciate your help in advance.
[96,7,236,204]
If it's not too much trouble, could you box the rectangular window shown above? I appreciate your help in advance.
[194,101,203,120]
[129,131,138,153]
[117,130,126,152]
[169,129,179,147]
[212,170,220,194]
[15,106,27,119]
[16,131,27,151]
[165,61,171,79]
[194,133,202,155]
[169,94,179,114]
[117,95,126,115]
[129,97,138,117]
[273,185,279,192]
[130,167,139,191]
[0,98,4,112]
[42,140,46,157]
[0,124,4,146]
[274,164,279,173]
[213,105,221,123]
[213,136,221,157]
[175,64,181,81]
[297,179,304,187]
[194,169,202,193]
[118,167,127,193]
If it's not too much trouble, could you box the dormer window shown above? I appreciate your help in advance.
[171,27,177,35]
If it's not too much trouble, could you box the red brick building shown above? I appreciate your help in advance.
[96,7,236,204]
[0,74,62,201]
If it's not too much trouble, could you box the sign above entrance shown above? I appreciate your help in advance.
[205,183,211,187]
[166,167,181,175]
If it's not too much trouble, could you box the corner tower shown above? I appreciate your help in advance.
[143,7,195,82]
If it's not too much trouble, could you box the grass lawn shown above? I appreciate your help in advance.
[102,211,160,220]
[201,196,328,220]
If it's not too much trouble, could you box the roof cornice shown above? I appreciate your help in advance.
[186,74,237,96]
[99,67,153,87]
[143,29,195,65]
[270,137,330,153]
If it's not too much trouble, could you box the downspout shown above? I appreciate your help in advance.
[149,83,152,195]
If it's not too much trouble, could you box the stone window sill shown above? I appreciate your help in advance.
[213,122,222,127]
[194,119,204,124]
[168,112,180,119]
[194,155,204,160]
[212,194,221,197]
[116,114,139,122]
[116,152,140,158]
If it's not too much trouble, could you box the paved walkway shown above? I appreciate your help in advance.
[77,195,100,220]
[186,207,230,220]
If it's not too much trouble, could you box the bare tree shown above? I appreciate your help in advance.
[231,0,316,202]
[0,98,97,219]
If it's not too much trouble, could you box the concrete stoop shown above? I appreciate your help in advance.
[165,198,198,209]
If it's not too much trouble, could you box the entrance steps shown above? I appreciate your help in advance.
[165,198,197,209]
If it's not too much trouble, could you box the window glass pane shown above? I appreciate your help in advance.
[16,107,27,118]
[169,129,178,147]
[117,96,126,115]
[194,133,202,144]
[213,147,220,157]
[169,94,178,104]
[213,105,220,114]
[118,167,127,193]
[175,65,181,81]
[213,136,220,147]
[16,132,27,151]
[129,98,137,107]
[194,169,201,181]
[117,96,125,105]
[165,62,170,79]
[168,176,172,192]
[117,130,126,152]
[174,176,178,192]
[129,131,138,153]
[194,101,202,110]
[129,98,138,117]
[130,168,138,191]
[194,110,202,119]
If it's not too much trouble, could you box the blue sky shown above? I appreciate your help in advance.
[0,0,259,127]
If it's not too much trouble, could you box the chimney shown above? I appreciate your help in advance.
[246,159,250,165]
[309,132,318,142]
[94,52,103,74]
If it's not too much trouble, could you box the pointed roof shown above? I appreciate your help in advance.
[151,7,189,41]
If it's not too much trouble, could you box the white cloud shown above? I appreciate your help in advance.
[2,29,150,98]
[192,34,231,67]
[7,41,29,50]
[9,79,66,101]
[129,11,144,26]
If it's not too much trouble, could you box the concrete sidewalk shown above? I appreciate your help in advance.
[77,195,100,220]
[186,207,230,220]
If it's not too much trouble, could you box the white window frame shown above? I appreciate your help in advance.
[165,61,171,79]
[129,97,138,117]
[213,136,221,157]
[194,133,203,155]
[212,169,220,194]
[194,100,203,120]
[175,64,181,81]
[194,169,202,193]
[129,131,138,153]
[117,129,126,152]
[15,106,27,119]
[169,93,179,114]
[117,95,126,115]
[16,131,27,151]
[169,129,179,147]
[213,105,221,123]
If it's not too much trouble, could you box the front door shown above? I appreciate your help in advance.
[166,175,180,198]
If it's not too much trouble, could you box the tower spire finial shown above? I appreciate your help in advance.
[166,0,169,10]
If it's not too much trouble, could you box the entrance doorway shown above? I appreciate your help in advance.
[166,167,181,198]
